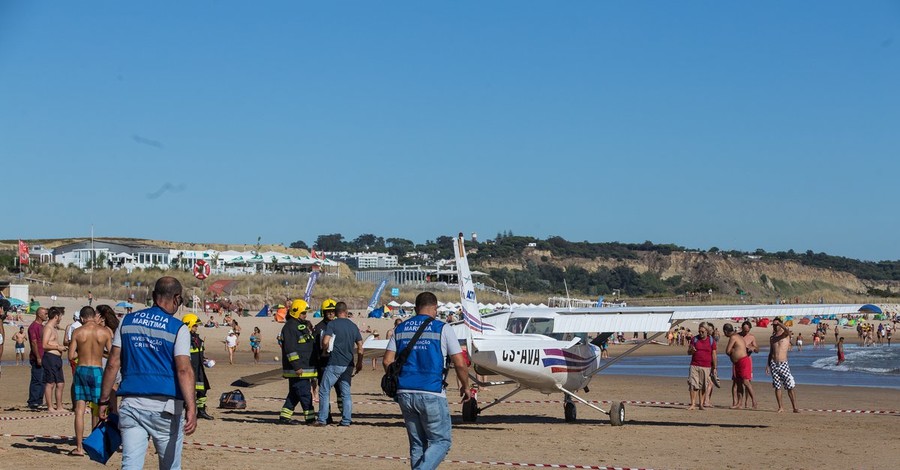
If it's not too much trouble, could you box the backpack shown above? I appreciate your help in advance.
[218,389,247,409]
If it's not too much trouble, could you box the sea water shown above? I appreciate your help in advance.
[603,344,900,390]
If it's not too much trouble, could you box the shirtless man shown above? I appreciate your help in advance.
[766,318,799,413]
[13,326,28,365]
[68,306,112,456]
[41,307,67,412]
[735,321,759,408]
[724,323,756,409]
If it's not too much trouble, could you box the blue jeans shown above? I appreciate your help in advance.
[28,361,44,407]
[397,392,452,470]
[317,364,353,425]
[119,403,185,470]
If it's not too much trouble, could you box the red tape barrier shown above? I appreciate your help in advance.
[0,433,651,469]
[252,396,899,415]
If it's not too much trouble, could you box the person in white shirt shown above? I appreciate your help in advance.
[225,330,238,365]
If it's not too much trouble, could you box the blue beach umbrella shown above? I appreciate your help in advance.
[6,298,26,307]
[116,301,133,308]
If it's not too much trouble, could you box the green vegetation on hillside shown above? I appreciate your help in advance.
[5,232,899,301]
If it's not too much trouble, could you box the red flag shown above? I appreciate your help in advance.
[310,248,318,259]
[18,240,30,265]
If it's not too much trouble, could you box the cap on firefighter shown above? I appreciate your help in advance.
[182,313,201,329]
[321,298,337,312]
[289,299,309,319]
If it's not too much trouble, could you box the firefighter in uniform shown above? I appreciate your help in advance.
[312,298,341,423]
[182,313,214,420]
[279,299,318,425]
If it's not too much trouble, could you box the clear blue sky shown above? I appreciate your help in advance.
[2,2,898,261]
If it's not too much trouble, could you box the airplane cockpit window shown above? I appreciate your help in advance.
[507,318,528,334]
[524,318,554,335]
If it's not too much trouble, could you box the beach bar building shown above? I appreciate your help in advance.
[54,240,172,270]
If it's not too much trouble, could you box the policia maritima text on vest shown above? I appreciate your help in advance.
[98,277,197,469]
[383,292,472,470]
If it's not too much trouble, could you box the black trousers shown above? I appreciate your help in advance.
[281,378,314,422]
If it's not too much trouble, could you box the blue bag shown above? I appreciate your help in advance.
[83,413,122,465]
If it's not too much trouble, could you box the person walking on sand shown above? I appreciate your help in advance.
[724,323,756,409]
[225,330,237,365]
[686,323,717,410]
[766,318,799,413]
[277,300,318,425]
[68,306,112,456]
[250,327,262,364]
[383,292,472,470]
[98,276,197,470]
[836,337,845,365]
[42,307,67,412]
[14,326,28,366]
[735,320,760,408]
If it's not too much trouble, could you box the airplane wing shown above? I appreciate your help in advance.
[552,304,864,333]
[362,337,390,359]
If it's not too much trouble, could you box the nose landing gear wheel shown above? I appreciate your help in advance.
[564,401,577,422]
[609,401,625,426]
[462,398,479,423]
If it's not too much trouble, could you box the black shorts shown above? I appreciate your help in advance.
[42,353,65,384]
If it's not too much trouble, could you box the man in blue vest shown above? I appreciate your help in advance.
[99,276,196,469]
[382,292,472,470]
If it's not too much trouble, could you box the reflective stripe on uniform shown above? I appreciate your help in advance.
[393,331,442,342]
[282,368,317,378]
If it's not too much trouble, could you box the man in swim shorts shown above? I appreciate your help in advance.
[68,306,112,456]
[766,318,799,413]
[723,323,756,409]
[14,326,28,365]
[42,307,67,412]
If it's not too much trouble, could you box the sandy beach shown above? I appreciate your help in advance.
[1,296,896,469]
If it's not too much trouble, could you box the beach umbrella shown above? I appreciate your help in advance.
[400,301,414,308]
[116,301,133,308]
[388,301,401,307]
[6,298,26,307]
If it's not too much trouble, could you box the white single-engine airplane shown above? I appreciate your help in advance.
[377,233,869,426]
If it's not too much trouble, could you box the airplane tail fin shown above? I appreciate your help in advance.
[454,233,495,336]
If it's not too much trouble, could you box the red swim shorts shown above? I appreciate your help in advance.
[733,355,753,381]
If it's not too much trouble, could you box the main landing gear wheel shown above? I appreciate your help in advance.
[609,401,625,426]
[462,398,479,423]
[564,401,577,423]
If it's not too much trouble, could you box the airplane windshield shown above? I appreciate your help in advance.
[507,318,528,334]
[524,318,554,335]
